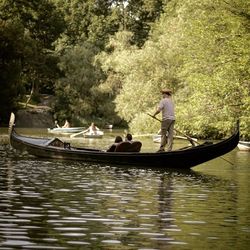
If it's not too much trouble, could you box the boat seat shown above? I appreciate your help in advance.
[45,138,64,147]
[45,138,71,149]
[115,141,142,152]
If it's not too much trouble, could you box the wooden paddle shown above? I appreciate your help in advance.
[70,129,88,138]
[147,113,197,146]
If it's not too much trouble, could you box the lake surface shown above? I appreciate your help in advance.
[0,128,250,249]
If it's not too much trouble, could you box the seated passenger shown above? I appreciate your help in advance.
[107,136,123,152]
[125,133,133,142]
[82,122,100,135]
[62,119,70,128]
[115,140,142,152]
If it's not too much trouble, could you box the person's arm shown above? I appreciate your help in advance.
[153,100,163,117]
[153,107,161,117]
[62,121,68,128]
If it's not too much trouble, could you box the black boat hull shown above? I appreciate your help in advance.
[9,113,239,169]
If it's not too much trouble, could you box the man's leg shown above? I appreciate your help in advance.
[166,120,175,151]
[159,120,168,151]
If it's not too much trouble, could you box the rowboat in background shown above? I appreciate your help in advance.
[82,130,104,138]
[237,141,250,151]
[9,113,239,169]
[47,127,85,134]
[105,124,113,129]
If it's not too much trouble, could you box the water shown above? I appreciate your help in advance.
[0,128,250,249]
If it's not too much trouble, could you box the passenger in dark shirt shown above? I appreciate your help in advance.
[107,136,123,152]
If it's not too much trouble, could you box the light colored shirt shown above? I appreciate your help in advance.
[158,97,175,120]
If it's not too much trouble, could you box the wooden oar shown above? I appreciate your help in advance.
[70,129,88,138]
[146,113,197,146]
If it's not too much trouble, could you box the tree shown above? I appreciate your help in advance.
[54,0,120,50]
[0,0,65,122]
[0,19,25,124]
[125,0,165,46]
[163,0,250,138]
[54,42,104,122]
[97,0,250,138]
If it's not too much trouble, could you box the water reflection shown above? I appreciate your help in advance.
[0,134,250,249]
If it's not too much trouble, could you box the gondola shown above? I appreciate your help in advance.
[9,113,239,169]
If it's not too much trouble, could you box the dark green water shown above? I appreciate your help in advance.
[0,128,250,249]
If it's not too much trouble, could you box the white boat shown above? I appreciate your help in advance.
[47,127,85,134]
[82,130,104,138]
[237,141,250,151]
[105,124,113,129]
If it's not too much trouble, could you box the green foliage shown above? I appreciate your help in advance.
[0,0,66,124]
[1,0,249,139]
[97,30,181,128]
[167,0,250,138]
[97,0,249,138]
[129,113,159,134]
[54,0,165,50]
[47,0,166,126]
[121,0,165,46]
[54,0,120,49]
[0,18,25,124]
[54,41,124,125]
[54,43,100,118]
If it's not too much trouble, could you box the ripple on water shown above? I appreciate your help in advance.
[0,150,250,250]
[24,246,67,249]
[67,240,90,245]
[183,220,207,224]
[1,240,34,247]
[101,239,121,244]
[54,227,88,231]
[60,232,86,237]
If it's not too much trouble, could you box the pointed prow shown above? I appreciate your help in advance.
[9,112,15,136]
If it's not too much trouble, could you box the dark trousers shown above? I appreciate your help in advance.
[160,119,175,151]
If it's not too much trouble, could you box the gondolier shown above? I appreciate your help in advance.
[153,88,175,152]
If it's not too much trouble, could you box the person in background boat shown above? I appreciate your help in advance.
[106,135,123,152]
[89,122,99,134]
[82,122,100,135]
[54,120,60,128]
[152,88,175,152]
[125,133,133,142]
[62,119,70,128]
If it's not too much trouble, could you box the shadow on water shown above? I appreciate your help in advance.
[1,153,240,249]
[1,132,250,249]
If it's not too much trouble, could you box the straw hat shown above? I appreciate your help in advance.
[161,88,172,95]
